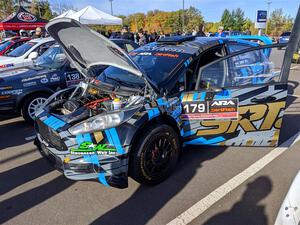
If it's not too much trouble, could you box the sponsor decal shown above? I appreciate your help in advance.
[17,12,37,22]
[154,52,179,58]
[182,99,238,120]
[21,75,46,83]
[40,77,48,84]
[70,142,117,155]
[195,101,285,137]
[50,74,60,82]
[1,89,23,95]
[138,52,152,56]
[0,86,12,91]
[0,64,14,69]
[23,81,37,87]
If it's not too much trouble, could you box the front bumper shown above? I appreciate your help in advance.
[0,98,18,115]
[35,127,130,189]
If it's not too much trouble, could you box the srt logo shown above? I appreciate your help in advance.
[211,100,236,106]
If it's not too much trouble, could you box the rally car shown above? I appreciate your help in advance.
[0,37,31,56]
[0,39,138,123]
[0,37,55,72]
[34,18,293,189]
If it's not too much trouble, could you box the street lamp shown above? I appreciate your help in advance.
[182,0,185,33]
[109,0,113,16]
[266,1,272,34]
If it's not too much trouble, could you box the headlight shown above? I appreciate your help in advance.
[69,111,125,135]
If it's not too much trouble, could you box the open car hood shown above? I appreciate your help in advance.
[46,18,148,84]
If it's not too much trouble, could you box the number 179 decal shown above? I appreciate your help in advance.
[181,99,239,120]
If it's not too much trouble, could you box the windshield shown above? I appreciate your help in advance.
[129,50,188,83]
[35,45,67,69]
[0,41,12,52]
[7,42,36,57]
[98,66,145,88]
[281,32,291,36]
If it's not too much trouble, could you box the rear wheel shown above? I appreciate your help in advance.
[21,93,49,124]
[130,124,180,185]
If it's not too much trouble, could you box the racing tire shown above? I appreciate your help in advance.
[129,124,180,185]
[21,93,49,124]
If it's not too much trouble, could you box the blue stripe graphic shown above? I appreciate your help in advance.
[108,128,125,154]
[43,116,66,130]
[98,173,109,186]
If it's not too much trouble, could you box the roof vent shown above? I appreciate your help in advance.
[157,35,195,44]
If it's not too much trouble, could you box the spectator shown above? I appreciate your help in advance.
[192,28,197,36]
[215,26,226,37]
[107,30,112,38]
[33,27,43,38]
[19,29,28,37]
[138,28,147,46]
[121,26,134,41]
[196,24,206,37]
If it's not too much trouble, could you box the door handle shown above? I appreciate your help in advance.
[251,96,277,103]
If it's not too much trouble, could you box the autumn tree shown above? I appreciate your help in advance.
[30,0,53,20]
[267,9,294,36]
[0,0,14,20]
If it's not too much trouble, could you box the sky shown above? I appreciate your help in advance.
[49,0,299,22]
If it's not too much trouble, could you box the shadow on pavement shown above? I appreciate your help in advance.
[0,176,75,224]
[202,176,272,225]
[287,80,299,96]
[0,158,54,195]
[0,117,34,150]
[91,146,226,225]
[279,113,300,144]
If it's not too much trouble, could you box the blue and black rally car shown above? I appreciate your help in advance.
[34,18,295,188]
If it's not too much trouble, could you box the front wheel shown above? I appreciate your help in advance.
[130,124,180,185]
[21,93,49,124]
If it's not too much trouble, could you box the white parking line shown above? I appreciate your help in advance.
[288,94,300,98]
[25,135,36,141]
[167,132,300,225]
[291,65,300,70]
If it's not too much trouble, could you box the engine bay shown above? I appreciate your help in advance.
[45,80,146,125]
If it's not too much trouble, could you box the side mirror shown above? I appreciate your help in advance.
[28,51,38,60]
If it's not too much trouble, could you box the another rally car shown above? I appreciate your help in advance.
[0,39,138,123]
[34,18,295,189]
[0,37,31,56]
[0,37,55,72]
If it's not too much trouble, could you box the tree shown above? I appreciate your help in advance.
[232,8,245,31]
[267,9,294,36]
[0,0,14,20]
[30,0,53,20]
[221,9,232,30]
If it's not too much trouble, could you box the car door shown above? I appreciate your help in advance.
[181,44,291,147]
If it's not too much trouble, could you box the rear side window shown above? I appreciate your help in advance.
[197,46,285,89]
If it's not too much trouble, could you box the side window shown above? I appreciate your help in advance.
[197,46,285,89]
[36,42,55,56]
[125,43,134,52]
[187,45,225,91]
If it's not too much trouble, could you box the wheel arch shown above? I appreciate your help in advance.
[16,88,54,112]
[129,113,182,154]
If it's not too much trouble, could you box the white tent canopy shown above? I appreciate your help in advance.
[68,6,122,25]
[54,9,77,19]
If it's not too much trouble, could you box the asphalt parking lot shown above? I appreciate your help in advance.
[1,63,300,225]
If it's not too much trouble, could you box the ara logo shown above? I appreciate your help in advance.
[211,100,236,106]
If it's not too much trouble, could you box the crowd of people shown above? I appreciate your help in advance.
[98,24,208,46]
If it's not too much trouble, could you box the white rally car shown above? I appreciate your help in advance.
[0,37,55,72]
